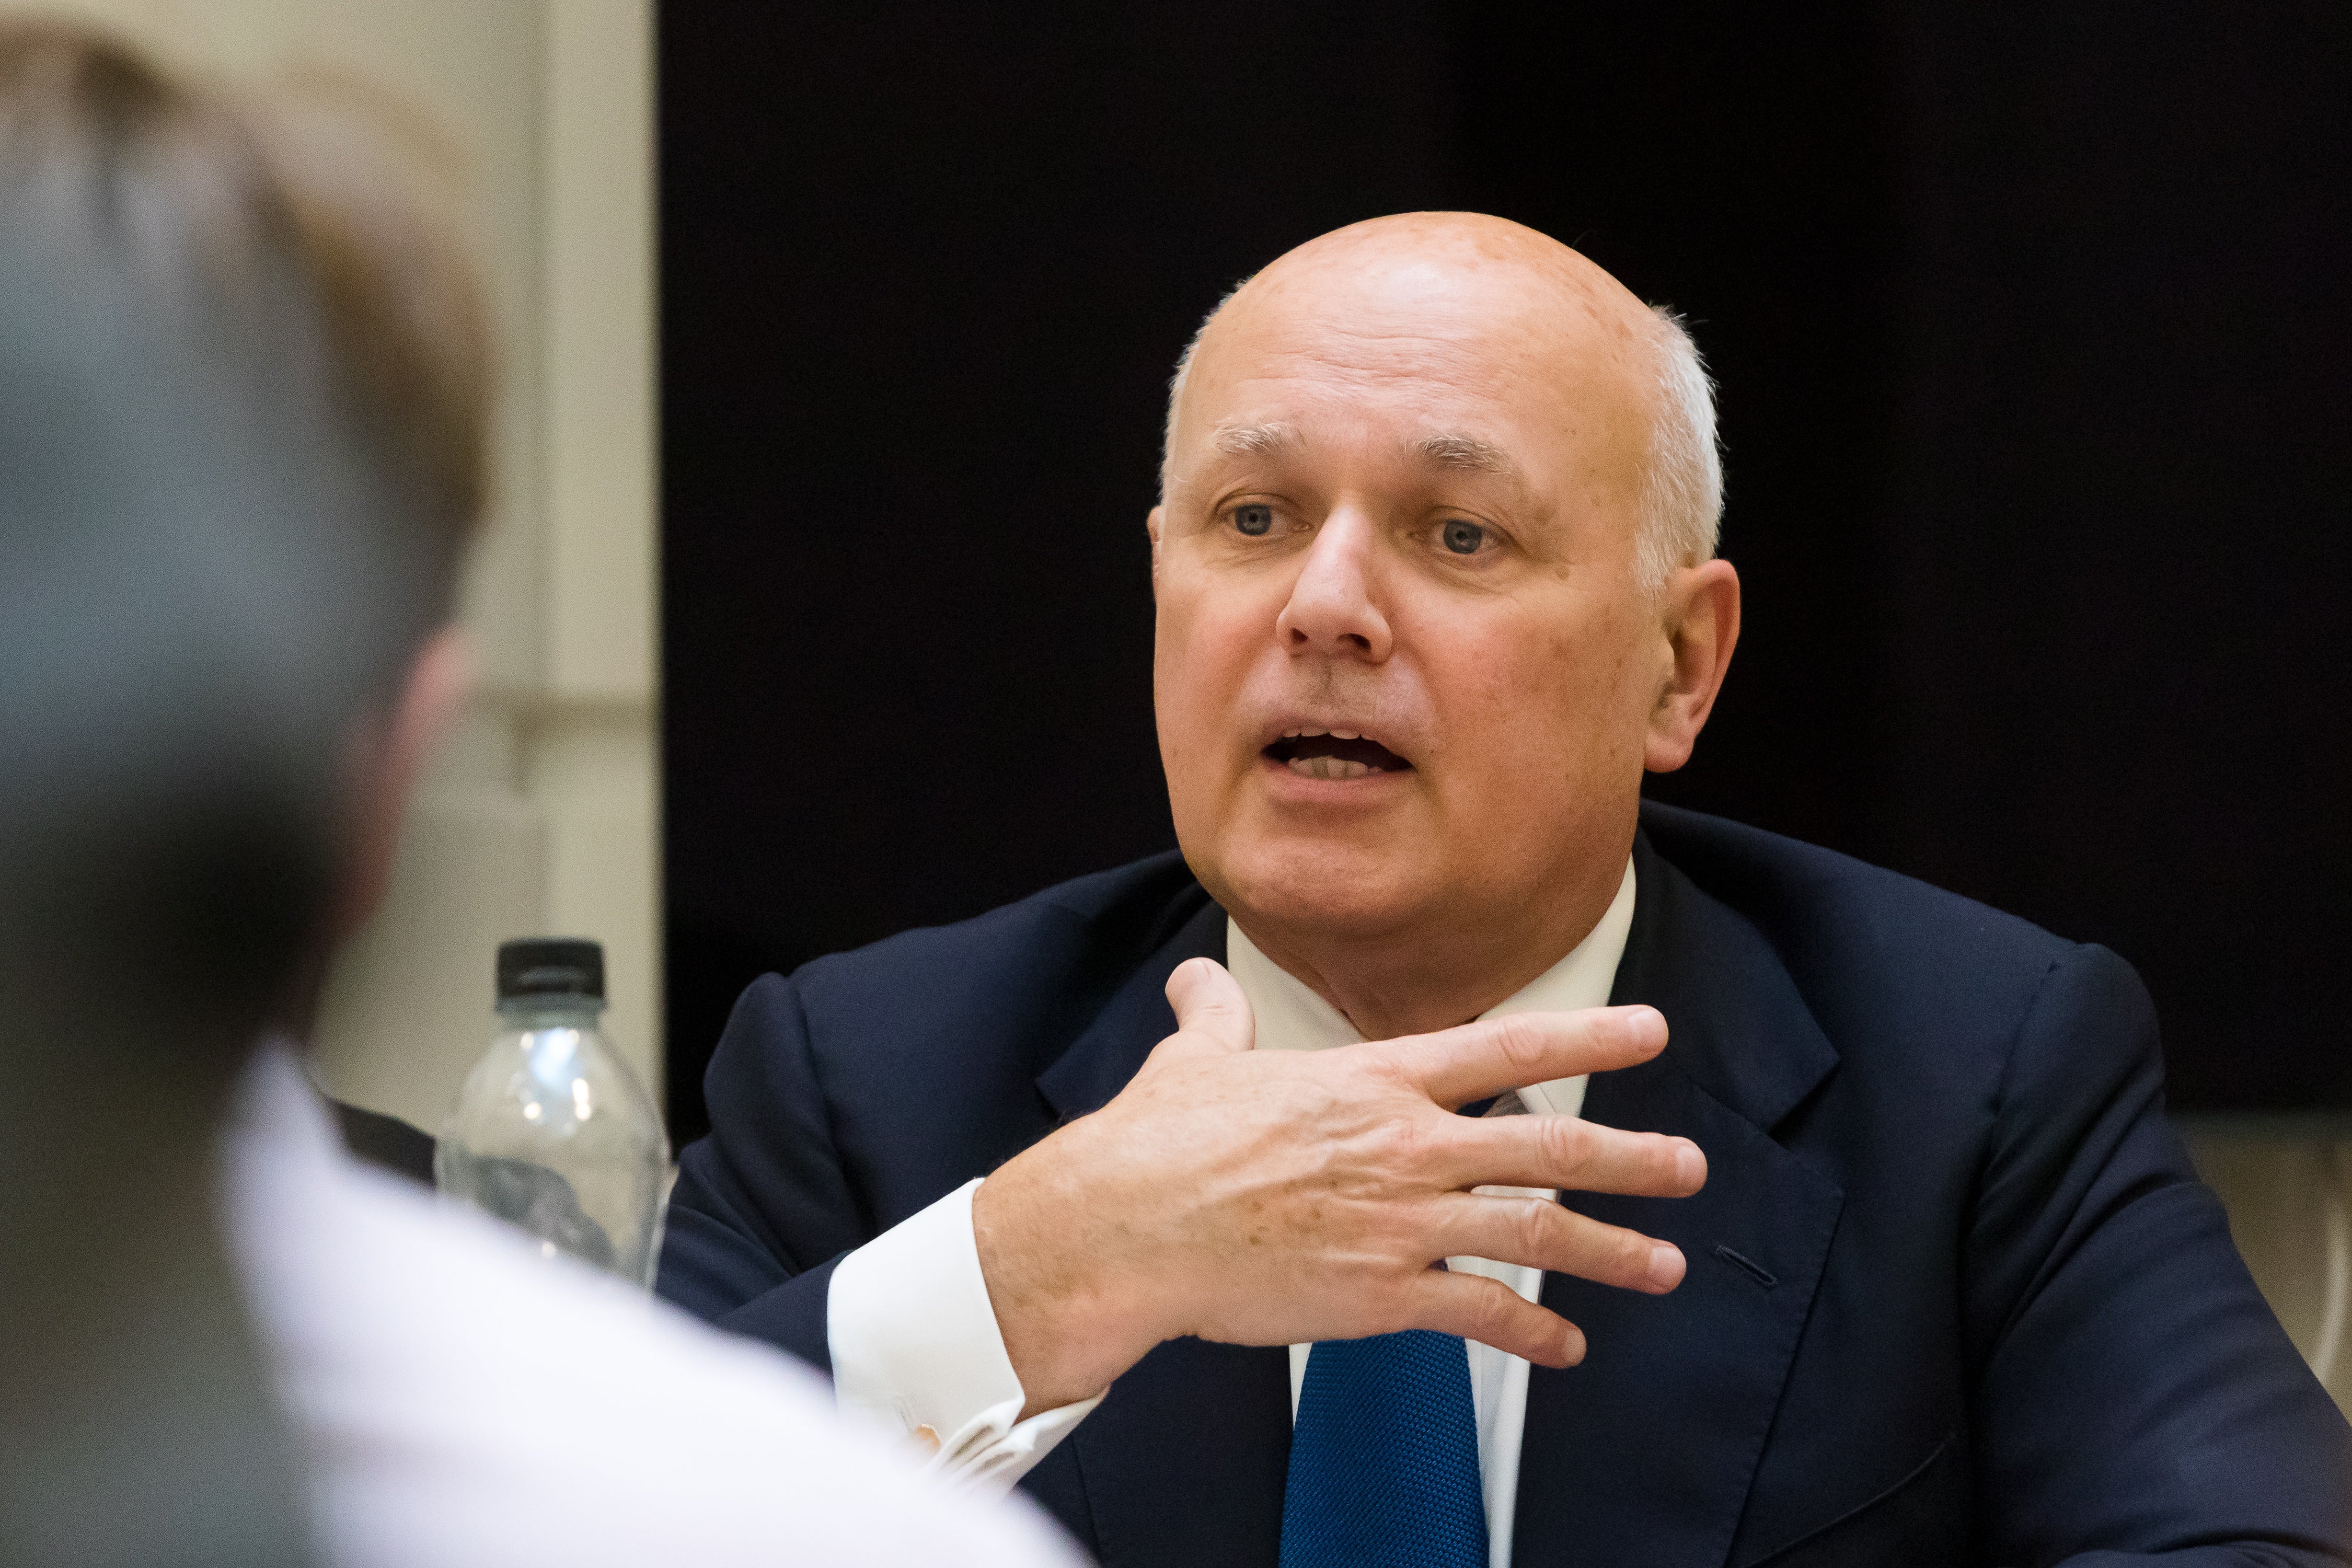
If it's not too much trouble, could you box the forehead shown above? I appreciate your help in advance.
[1176,252,1654,487]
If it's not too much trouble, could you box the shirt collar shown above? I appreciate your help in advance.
[1224,856,1637,1119]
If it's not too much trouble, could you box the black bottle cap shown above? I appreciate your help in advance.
[497,938,605,1004]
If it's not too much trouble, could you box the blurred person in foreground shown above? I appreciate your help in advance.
[0,21,1079,1567]
[661,211,2352,1566]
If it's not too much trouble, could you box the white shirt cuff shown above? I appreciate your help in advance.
[828,1178,1102,1495]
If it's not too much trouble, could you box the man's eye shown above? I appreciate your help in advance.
[1232,504,1274,537]
[1440,518,1486,555]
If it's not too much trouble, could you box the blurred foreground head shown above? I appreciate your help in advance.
[0,18,490,1564]
[0,17,490,1044]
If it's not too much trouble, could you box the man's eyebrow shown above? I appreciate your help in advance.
[1210,421,1303,458]
[1203,422,1522,481]
[1411,431,1516,475]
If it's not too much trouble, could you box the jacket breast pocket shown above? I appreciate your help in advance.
[1744,1430,1971,1568]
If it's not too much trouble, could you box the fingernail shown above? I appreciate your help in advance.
[1627,1006,1666,1050]
[1560,1325,1587,1366]
[1648,1243,1686,1291]
[1675,1142,1705,1189]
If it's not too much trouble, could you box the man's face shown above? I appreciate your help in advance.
[1151,232,1671,947]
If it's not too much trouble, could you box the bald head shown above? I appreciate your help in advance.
[1164,213,1721,592]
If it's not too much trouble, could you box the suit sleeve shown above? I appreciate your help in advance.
[654,971,1104,1495]
[656,973,868,1371]
[1968,943,2352,1566]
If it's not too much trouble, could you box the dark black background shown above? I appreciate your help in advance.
[661,2,2350,1145]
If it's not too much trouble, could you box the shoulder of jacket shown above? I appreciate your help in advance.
[1639,799,2078,981]
[782,849,1205,1009]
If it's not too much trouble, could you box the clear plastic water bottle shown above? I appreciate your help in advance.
[435,938,671,1286]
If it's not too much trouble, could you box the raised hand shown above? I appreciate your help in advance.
[972,956,1707,1415]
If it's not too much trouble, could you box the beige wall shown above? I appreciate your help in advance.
[47,0,663,1131]
[2185,1129,2352,1417]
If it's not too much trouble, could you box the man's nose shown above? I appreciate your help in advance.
[1275,509,1392,662]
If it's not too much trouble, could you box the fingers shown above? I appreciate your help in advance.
[1399,1267,1588,1368]
[1160,957,1254,1055]
[1440,1113,1707,1198]
[1387,1005,1668,1106]
[1428,1191,1688,1296]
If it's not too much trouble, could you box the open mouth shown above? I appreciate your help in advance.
[1263,729,1412,781]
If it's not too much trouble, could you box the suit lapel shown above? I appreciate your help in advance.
[1030,896,1293,1567]
[1036,894,1226,1122]
[1055,1334,1294,1568]
[1511,832,1846,1567]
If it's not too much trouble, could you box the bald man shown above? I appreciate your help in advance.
[661,215,2351,1567]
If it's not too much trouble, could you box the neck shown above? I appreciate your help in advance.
[1236,851,1629,1042]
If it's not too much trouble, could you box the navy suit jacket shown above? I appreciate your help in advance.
[659,804,2351,1565]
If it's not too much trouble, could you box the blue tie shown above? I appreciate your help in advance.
[1279,1329,1489,1568]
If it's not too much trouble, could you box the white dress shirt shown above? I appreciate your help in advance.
[829,860,1638,1568]
[221,1046,1083,1568]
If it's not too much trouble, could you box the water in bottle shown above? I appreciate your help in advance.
[436,938,670,1286]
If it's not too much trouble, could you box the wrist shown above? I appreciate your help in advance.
[972,1143,1160,1414]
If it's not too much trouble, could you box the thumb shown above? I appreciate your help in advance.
[1162,957,1254,1055]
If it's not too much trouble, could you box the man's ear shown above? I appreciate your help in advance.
[334,626,472,938]
[1643,558,1740,774]
[1147,503,1166,587]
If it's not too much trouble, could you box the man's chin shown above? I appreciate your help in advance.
[1197,838,1437,944]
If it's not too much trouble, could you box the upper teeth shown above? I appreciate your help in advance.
[1282,728,1362,741]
